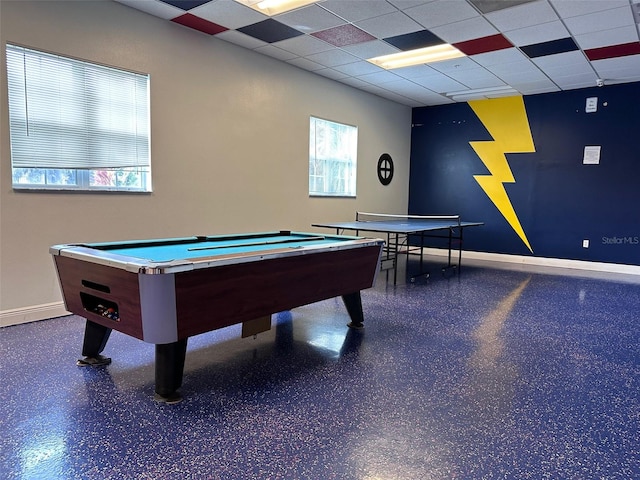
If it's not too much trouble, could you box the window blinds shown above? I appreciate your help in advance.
[6,44,150,170]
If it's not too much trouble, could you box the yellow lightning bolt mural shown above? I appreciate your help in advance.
[468,96,535,253]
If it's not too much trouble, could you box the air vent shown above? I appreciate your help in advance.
[633,2,640,24]
[469,0,537,14]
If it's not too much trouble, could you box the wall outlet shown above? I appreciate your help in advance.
[582,239,589,248]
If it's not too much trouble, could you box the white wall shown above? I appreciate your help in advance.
[0,0,412,325]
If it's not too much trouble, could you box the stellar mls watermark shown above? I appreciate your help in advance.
[601,235,639,246]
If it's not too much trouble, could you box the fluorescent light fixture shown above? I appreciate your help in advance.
[234,0,320,16]
[368,44,465,69]
[446,85,519,101]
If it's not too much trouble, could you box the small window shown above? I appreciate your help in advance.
[309,116,357,197]
[6,44,151,192]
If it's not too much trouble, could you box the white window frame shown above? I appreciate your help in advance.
[309,116,357,198]
[6,44,151,192]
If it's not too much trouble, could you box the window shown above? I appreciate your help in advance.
[6,44,151,192]
[309,116,357,197]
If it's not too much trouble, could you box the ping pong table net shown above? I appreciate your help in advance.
[354,212,462,227]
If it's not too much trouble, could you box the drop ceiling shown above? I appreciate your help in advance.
[114,0,640,107]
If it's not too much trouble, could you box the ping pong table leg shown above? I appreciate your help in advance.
[440,227,458,278]
[419,231,425,274]
[405,232,410,284]
[458,227,464,274]
[393,233,397,285]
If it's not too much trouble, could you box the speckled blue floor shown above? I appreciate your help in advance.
[2,261,639,479]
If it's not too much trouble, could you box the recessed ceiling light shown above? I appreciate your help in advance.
[234,0,320,16]
[368,44,465,70]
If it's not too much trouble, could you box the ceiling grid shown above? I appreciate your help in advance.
[114,0,640,106]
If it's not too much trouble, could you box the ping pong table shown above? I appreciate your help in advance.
[312,212,483,284]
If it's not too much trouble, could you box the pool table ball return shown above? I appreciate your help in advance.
[51,231,383,404]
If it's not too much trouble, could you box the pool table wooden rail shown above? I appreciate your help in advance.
[53,242,383,343]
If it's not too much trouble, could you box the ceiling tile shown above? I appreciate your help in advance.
[585,42,640,61]
[563,6,635,36]
[333,60,383,76]
[492,58,546,76]
[431,16,499,44]
[315,68,351,80]
[574,26,640,50]
[531,50,592,74]
[273,34,333,56]
[190,0,266,29]
[521,37,579,58]
[411,73,467,93]
[338,75,373,87]
[319,0,397,23]
[379,78,432,97]
[454,33,513,55]
[358,83,416,105]
[312,24,376,47]
[171,13,228,35]
[253,44,299,61]
[592,55,640,81]
[550,0,629,19]
[514,80,560,94]
[386,0,433,9]
[405,91,453,106]
[391,64,439,79]
[429,56,484,73]
[490,61,547,83]
[471,47,530,67]
[404,0,480,28]
[275,4,345,33]
[355,11,423,38]
[115,0,184,19]
[485,0,559,32]
[160,0,210,10]
[444,66,506,89]
[550,72,597,89]
[384,30,446,51]
[304,49,361,67]
[502,20,570,46]
[238,18,304,43]
[469,0,537,14]
[340,39,399,59]
[216,29,267,49]
[286,57,325,71]
[357,69,403,85]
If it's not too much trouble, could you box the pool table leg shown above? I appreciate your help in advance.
[342,291,365,329]
[77,320,112,367]
[154,338,188,404]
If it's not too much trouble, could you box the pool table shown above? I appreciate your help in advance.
[51,231,383,403]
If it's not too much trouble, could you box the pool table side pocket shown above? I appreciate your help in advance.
[53,255,145,340]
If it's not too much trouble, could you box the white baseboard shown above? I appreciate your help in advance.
[423,248,640,276]
[0,302,70,328]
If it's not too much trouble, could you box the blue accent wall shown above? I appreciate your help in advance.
[409,82,640,265]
